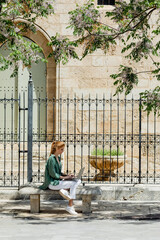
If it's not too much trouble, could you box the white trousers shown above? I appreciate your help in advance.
[48,179,81,199]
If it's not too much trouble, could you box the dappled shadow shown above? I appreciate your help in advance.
[1,200,160,224]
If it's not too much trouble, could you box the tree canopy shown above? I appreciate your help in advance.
[1,0,160,114]
[49,0,160,114]
[0,0,54,77]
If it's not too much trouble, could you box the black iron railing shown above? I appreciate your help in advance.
[0,82,160,187]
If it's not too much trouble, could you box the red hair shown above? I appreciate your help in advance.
[49,141,65,156]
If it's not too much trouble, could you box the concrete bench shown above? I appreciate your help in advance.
[19,185,102,214]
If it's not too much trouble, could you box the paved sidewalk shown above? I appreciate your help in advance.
[1,199,160,240]
[0,209,160,240]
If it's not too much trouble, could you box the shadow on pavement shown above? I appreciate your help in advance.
[1,200,160,224]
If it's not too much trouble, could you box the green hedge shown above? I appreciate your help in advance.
[91,148,124,156]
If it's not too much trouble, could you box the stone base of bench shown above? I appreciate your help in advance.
[78,187,102,213]
[82,195,92,213]
[30,194,40,213]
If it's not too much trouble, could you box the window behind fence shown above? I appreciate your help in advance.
[98,0,115,5]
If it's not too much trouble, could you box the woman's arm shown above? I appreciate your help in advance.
[59,174,75,180]
[48,158,61,180]
[48,157,75,180]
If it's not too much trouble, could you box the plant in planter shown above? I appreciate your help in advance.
[89,148,124,181]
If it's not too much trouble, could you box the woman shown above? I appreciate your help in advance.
[39,141,81,215]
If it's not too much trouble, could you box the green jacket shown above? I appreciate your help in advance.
[39,154,62,190]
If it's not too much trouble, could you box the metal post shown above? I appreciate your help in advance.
[18,93,21,188]
[28,72,33,182]
[139,97,142,184]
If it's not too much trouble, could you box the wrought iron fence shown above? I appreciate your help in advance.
[1,80,160,187]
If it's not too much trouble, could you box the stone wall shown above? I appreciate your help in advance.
[34,1,159,98]
[32,1,160,137]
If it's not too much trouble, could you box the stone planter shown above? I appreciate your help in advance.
[89,155,124,181]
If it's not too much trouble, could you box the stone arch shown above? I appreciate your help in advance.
[23,28,56,99]
[17,21,57,136]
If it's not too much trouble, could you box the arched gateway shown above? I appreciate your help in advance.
[0,26,56,138]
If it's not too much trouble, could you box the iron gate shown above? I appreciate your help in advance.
[0,73,33,187]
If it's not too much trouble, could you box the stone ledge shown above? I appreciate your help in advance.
[1,183,160,201]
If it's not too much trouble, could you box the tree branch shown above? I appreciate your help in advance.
[77,7,157,44]
[98,21,119,31]
[136,70,153,74]
[124,6,156,30]
[0,4,16,17]
[111,7,157,40]
[149,54,159,70]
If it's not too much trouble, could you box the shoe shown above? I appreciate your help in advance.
[66,205,78,215]
[59,189,71,200]
[71,206,75,211]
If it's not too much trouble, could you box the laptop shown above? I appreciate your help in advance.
[64,167,85,181]
[75,167,85,180]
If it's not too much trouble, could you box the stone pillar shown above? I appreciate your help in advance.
[30,194,40,213]
[82,195,92,214]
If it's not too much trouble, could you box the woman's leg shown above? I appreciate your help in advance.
[69,199,73,207]
[68,179,81,199]
[48,179,81,199]
[48,180,81,214]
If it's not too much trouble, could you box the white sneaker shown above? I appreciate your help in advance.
[71,206,75,211]
[59,189,71,200]
[66,206,78,215]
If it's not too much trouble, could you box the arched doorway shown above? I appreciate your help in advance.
[0,28,57,138]
[23,28,57,136]
[0,37,47,137]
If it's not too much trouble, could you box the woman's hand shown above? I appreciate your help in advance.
[70,174,75,178]
[61,175,75,180]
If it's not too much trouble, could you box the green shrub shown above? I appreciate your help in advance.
[91,148,124,156]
